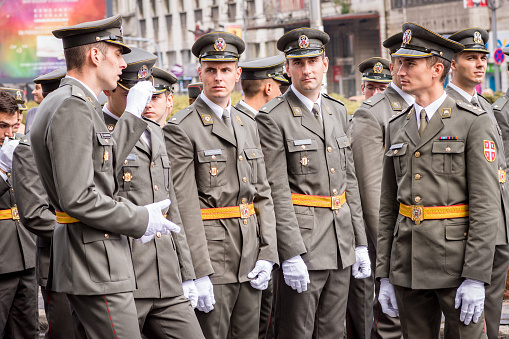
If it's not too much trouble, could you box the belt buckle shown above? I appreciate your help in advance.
[331,195,341,210]
[499,169,506,183]
[411,205,423,225]
[11,206,19,220]
[239,203,250,219]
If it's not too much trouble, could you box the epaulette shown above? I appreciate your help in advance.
[456,100,484,115]
[70,85,87,102]
[258,96,285,114]
[167,106,194,124]
[493,95,508,111]
[362,92,385,107]
[19,135,30,146]
[389,104,412,123]
[142,116,160,127]
[322,93,345,106]
[233,105,255,121]
[14,132,24,140]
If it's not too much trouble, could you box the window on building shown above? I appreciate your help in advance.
[195,0,200,8]
[228,2,236,21]
[180,12,187,29]
[181,49,191,65]
[150,0,156,15]
[247,0,256,18]
[265,41,277,56]
[195,9,203,23]
[179,0,184,11]
[211,5,219,23]
[167,51,177,66]
[166,14,173,31]
[140,19,147,37]
[137,0,144,17]
[153,17,159,42]
[392,0,457,8]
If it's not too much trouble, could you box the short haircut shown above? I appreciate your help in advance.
[64,42,109,71]
[426,56,451,83]
[241,79,265,98]
[286,52,326,64]
[0,90,19,115]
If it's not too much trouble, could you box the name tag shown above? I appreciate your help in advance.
[293,139,312,146]
[204,149,222,156]
[126,154,136,161]
[99,132,111,139]
[390,143,404,149]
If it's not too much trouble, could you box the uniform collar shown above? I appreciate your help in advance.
[65,75,98,101]
[200,92,231,120]
[414,91,447,129]
[448,82,477,103]
[390,81,415,106]
[102,105,119,121]
[238,100,258,116]
[290,84,322,117]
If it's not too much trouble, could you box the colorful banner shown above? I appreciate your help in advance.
[0,0,107,83]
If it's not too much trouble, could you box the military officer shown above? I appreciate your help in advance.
[446,28,509,339]
[102,47,204,338]
[376,23,498,339]
[0,89,36,338]
[255,28,370,339]
[142,67,178,125]
[163,32,279,339]
[349,34,409,339]
[358,57,392,100]
[29,15,180,339]
[188,82,203,105]
[236,54,289,118]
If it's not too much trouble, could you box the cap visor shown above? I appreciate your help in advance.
[361,77,392,83]
[18,104,27,111]
[274,75,290,84]
[200,54,239,62]
[462,48,489,54]
[392,47,432,58]
[107,40,131,54]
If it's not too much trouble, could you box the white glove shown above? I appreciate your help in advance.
[137,199,180,244]
[0,138,20,175]
[352,246,371,279]
[182,280,198,308]
[247,260,274,290]
[282,255,310,293]
[125,81,155,118]
[455,278,485,325]
[379,278,399,318]
[195,276,215,313]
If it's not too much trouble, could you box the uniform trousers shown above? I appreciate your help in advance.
[0,268,38,339]
[258,274,273,339]
[196,281,262,339]
[275,266,351,339]
[394,285,486,339]
[67,292,141,339]
[135,295,204,339]
[41,287,76,339]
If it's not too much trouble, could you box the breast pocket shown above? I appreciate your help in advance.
[386,143,408,177]
[96,133,113,172]
[432,141,465,174]
[286,138,320,175]
[119,156,140,192]
[336,135,350,170]
[244,148,264,184]
[161,154,172,191]
[196,150,227,188]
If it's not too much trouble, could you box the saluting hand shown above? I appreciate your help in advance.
[125,81,155,118]
[0,137,20,176]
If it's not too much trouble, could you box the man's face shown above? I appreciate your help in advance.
[361,81,388,100]
[32,84,43,104]
[267,79,283,101]
[397,57,436,95]
[451,52,487,88]
[0,112,19,145]
[390,58,403,88]
[198,61,241,104]
[97,45,127,91]
[12,111,22,134]
[143,92,173,125]
[103,86,129,117]
[285,56,328,94]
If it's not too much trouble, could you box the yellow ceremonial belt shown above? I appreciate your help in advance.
[201,203,255,220]
[399,203,469,225]
[0,207,20,220]
[291,192,346,210]
[55,211,80,224]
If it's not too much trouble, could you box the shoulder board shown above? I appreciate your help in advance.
[322,93,345,106]
[456,100,485,115]
[258,96,285,114]
[167,106,194,124]
[232,105,255,121]
[493,95,508,111]
[142,116,161,127]
[19,135,30,146]
[70,85,87,102]
[362,92,385,107]
[389,105,412,123]
[14,132,24,140]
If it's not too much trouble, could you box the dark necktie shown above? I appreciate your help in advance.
[312,103,322,128]
[222,109,234,135]
[419,109,427,136]
[471,96,480,108]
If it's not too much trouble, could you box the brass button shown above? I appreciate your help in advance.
[330,168,335,173]
[242,177,247,183]
[332,189,338,195]
[503,185,505,190]
[414,196,421,203]
[445,147,451,152]
[154,185,158,191]
[156,232,162,238]
[344,141,347,146]
[252,152,256,157]
[7,173,11,178]
[241,198,247,203]
[11,188,14,192]
[415,174,421,180]
[414,151,420,158]
[243,219,248,225]
[124,160,128,165]
[463,232,467,237]
[335,210,339,215]
[105,139,109,143]
[104,233,109,238]
[238,155,243,161]
[300,145,306,150]
[211,155,216,160]
[327,147,332,153]
[151,162,155,167]
[394,150,398,155]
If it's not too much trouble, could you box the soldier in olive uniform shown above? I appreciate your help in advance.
[30,16,180,339]
[376,23,499,339]
[164,32,279,339]
[358,57,392,100]
[350,33,410,339]
[255,28,370,339]
[0,89,37,338]
[102,47,204,338]
[142,67,178,126]
[445,28,509,339]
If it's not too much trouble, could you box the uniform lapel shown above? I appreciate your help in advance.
[415,97,455,150]
[287,90,324,140]
[231,108,245,151]
[195,97,237,147]
[385,86,410,112]
[404,106,419,146]
[321,97,335,141]
[135,136,151,156]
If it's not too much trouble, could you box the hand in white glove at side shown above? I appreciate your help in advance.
[0,138,20,176]
[247,260,274,290]
[182,280,198,308]
[455,278,485,325]
[282,255,310,293]
[138,199,180,244]
[352,246,371,279]
[379,278,399,318]
[125,81,155,118]
[195,276,215,313]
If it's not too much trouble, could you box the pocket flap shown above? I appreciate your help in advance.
[287,138,319,152]
[244,148,264,160]
[386,143,408,157]
[445,223,468,240]
[432,141,465,154]
[82,228,120,243]
[336,135,350,148]
[204,225,226,241]
[161,154,171,168]
[96,133,113,146]
[197,150,228,163]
